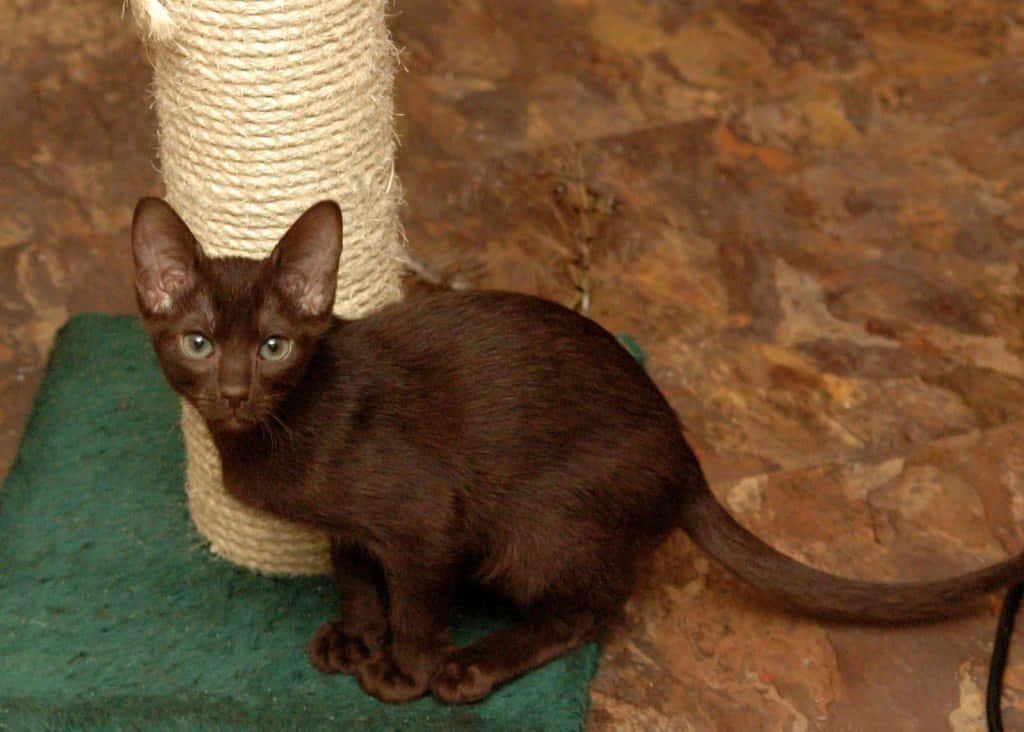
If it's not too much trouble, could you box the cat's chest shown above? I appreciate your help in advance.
[219,449,285,511]
[213,427,365,532]
[215,434,312,513]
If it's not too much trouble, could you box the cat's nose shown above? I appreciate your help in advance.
[221,384,248,409]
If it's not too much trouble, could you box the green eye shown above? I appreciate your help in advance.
[259,336,292,361]
[181,332,214,359]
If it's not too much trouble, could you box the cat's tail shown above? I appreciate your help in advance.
[679,478,1024,624]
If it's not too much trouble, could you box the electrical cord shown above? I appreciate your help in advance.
[988,581,1024,731]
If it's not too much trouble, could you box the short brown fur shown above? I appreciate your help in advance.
[132,197,1024,704]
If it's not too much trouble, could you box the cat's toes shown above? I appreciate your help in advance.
[356,652,431,704]
[308,620,376,674]
[431,657,496,705]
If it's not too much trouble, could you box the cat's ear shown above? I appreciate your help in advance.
[131,197,202,316]
[270,200,343,318]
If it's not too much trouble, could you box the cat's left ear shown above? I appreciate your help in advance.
[131,197,203,316]
[270,201,343,318]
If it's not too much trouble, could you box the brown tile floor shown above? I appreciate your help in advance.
[4,0,1024,728]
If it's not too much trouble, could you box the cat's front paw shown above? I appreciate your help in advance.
[308,620,379,674]
[356,651,432,704]
[431,656,496,704]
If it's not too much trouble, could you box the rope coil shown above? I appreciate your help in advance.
[130,0,405,574]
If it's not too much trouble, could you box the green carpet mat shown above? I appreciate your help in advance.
[0,314,599,731]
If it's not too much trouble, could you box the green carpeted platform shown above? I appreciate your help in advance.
[0,314,599,731]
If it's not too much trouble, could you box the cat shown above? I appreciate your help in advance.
[132,196,1024,705]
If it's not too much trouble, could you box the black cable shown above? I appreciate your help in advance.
[988,581,1024,731]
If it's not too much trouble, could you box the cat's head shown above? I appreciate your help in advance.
[131,198,343,432]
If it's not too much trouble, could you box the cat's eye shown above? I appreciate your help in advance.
[259,336,292,361]
[180,332,214,359]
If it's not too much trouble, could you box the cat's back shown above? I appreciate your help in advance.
[343,289,674,425]
[354,290,636,376]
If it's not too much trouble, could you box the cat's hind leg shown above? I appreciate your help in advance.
[309,540,389,674]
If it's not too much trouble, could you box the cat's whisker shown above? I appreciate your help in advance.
[253,407,293,452]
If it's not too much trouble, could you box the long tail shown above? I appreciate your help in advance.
[680,478,1024,624]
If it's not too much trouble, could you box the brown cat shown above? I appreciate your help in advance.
[132,196,1024,705]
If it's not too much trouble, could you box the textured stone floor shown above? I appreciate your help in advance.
[4,1,1024,729]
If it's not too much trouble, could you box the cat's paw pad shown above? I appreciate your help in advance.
[431,658,495,704]
[308,621,376,674]
[356,654,430,704]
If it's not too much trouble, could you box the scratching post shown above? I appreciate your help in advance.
[129,0,404,574]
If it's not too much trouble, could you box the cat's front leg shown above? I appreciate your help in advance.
[355,561,455,703]
[309,540,389,674]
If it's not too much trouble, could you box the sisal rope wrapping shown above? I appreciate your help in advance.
[130,0,405,574]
